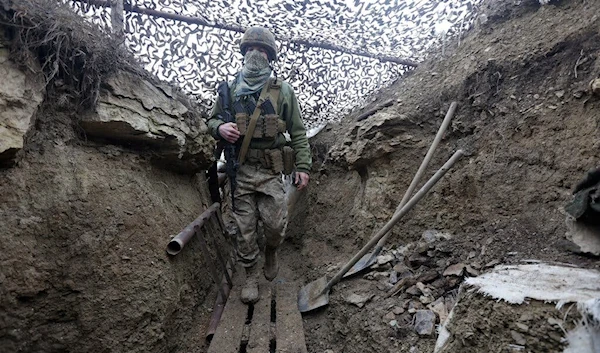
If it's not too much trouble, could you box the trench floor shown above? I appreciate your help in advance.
[207,266,308,353]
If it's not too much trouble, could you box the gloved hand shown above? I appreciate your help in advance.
[573,166,600,194]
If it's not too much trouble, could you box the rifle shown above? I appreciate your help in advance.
[216,81,239,211]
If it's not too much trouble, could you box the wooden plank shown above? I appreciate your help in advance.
[247,279,272,353]
[275,283,308,353]
[208,267,247,353]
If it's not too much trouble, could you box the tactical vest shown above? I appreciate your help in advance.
[232,78,286,139]
[227,77,295,175]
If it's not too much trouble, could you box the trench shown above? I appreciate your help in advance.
[4,1,600,353]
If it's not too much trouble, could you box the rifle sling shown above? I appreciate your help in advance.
[238,80,272,165]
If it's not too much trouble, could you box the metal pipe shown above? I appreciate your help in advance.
[166,202,220,255]
[206,262,233,341]
[165,203,233,340]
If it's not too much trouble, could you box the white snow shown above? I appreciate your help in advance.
[434,264,600,353]
[464,264,600,307]
[564,299,600,353]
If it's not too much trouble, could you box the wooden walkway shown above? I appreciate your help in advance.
[208,268,308,353]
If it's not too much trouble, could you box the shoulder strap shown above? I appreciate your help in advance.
[268,78,282,113]
[238,80,273,164]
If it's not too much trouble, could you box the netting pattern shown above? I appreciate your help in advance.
[65,0,483,128]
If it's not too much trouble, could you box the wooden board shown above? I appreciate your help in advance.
[208,274,308,353]
[246,278,273,353]
[207,267,246,353]
[275,283,308,353]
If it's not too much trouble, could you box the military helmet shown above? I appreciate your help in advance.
[240,26,277,61]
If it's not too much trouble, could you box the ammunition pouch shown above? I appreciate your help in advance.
[282,146,295,175]
[246,148,285,174]
[235,113,286,138]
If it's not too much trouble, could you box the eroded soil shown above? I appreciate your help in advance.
[283,1,600,352]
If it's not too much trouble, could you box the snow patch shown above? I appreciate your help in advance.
[435,265,600,353]
[564,299,600,353]
[307,124,326,138]
[464,264,600,307]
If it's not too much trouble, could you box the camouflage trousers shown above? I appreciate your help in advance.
[233,163,288,267]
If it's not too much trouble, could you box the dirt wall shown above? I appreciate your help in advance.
[294,0,600,274]
[287,1,600,352]
[0,104,219,353]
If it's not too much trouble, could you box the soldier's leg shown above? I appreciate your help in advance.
[233,165,261,304]
[256,172,288,280]
[233,165,261,267]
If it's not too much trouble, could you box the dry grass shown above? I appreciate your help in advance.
[0,0,141,108]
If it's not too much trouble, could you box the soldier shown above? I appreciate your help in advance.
[207,27,312,304]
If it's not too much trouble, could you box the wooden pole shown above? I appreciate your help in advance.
[109,0,124,44]
[72,0,418,67]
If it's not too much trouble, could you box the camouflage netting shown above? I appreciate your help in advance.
[63,0,483,128]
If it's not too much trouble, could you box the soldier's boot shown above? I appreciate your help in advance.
[264,246,279,281]
[241,265,260,304]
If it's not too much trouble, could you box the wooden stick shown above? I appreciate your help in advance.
[109,0,125,46]
[356,100,394,121]
[386,277,417,298]
[324,150,464,292]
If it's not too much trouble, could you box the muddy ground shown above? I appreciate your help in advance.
[284,1,600,352]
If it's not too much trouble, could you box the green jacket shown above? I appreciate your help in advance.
[207,78,312,174]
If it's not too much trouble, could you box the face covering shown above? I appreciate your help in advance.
[244,49,270,71]
[235,49,272,97]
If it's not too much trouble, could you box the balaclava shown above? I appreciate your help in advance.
[235,49,273,97]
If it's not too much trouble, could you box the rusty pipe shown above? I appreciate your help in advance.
[166,202,220,255]
[206,264,233,341]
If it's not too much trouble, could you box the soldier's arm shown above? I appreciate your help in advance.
[206,96,225,140]
[280,82,312,174]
